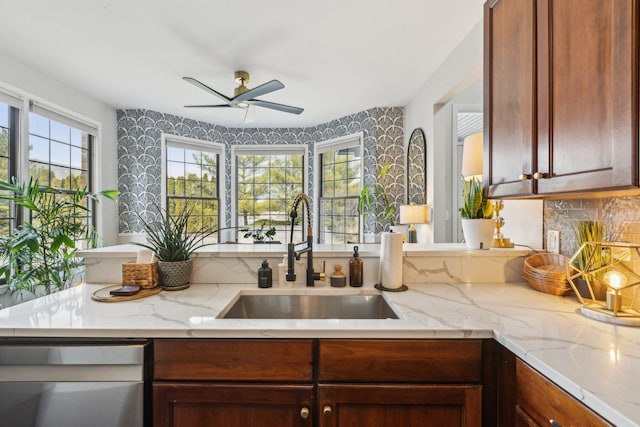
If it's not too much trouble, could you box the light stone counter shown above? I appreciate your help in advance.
[0,281,638,426]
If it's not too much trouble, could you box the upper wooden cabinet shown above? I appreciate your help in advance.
[484,0,639,198]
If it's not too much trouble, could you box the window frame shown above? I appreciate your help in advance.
[230,144,308,242]
[160,133,225,240]
[314,132,364,244]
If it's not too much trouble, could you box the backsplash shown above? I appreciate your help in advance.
[544,196,640,257]
[117,108,404,235]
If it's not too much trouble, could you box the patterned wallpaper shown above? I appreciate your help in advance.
[117,107,404,235]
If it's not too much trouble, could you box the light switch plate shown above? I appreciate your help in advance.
[547,230,560,253]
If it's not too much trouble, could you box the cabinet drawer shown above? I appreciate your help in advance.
[154,339,313,381]
[516,359,612,426]
[319,339,482,383]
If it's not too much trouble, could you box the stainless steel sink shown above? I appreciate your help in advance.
[218,293,400,319]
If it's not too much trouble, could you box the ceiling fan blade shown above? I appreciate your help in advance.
[233,80,284,103]
[182,77,231,104]
[249,99,304,115]
[184,104,231,108]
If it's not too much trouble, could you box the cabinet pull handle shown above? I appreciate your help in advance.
[533,172,546,180]
[323,405,333,416]
[300,407,310,419]
[519,173,531,181]
[549,420,562,427]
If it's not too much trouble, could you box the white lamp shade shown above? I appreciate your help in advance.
[461,132,483,178]
[399,204,429,225]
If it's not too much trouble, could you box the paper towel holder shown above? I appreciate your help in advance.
[374,283,408,292]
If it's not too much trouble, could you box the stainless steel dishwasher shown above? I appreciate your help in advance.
[0,339,149,427]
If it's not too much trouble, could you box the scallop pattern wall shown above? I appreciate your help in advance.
[117,107,404,236]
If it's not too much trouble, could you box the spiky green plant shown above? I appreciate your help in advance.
[460,177,494,219]
[574,220,610,280]
[135,204,217,262]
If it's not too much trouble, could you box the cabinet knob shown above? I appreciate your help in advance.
[323,405,332,416]
[533,172,546,180]
[300,407,310,419]
[519,173,531,181]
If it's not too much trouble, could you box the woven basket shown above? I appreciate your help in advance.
[522,253,571,296]
[122,261,159,288]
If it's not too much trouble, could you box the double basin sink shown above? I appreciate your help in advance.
[217,291,401,320]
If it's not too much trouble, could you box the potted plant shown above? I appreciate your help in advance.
[0,178,118,305]
[572,220,609,300]
[135,203,215,290]
[459,177,495,250]
[358,163,397,232]
[243,223,278,243]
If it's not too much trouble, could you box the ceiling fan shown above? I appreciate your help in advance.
[182,71,304,115]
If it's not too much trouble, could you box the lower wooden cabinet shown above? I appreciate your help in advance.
[152,339,484,427]
[496,344,612,427]
[153,383,313,427]
[317,384,482,427]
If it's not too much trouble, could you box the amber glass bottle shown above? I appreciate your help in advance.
[349,245,363,287]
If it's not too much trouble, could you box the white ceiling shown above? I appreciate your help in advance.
[0,0,483,128]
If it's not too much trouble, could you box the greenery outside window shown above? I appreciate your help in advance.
[232,145,306,243]
[316,134,363,244]
[162,134,223,239]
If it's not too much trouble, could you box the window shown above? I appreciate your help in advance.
[162,135,223,237]
[316,134,363,244]
[0,99,17,237]
[27,103,96,248]
[232,145,306,243]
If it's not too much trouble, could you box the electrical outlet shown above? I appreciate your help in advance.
[547,230,560,253]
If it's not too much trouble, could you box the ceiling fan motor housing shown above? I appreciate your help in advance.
[234,70,250,96]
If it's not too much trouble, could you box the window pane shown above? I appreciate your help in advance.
[318,139,361,244]
[50,141,70,166]
[50,120,70,143]
[29,135,50,163]
[0,104,7,128]
[165,140,220,236]
[235,151,304,243]
[70,146,82,169]
[29,113,49,137]
[0,128,8,157]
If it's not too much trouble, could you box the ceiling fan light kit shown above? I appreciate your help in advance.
[182,70,303,115]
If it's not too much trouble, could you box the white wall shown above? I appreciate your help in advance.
[404,20,483,243]
[0,52,119,245]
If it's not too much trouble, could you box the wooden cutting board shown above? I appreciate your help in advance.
[92,285,162,302]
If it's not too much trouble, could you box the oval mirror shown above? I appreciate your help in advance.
[407,128,427,204]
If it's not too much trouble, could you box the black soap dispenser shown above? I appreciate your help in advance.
[258,259,272,288]
[349,245,363,287]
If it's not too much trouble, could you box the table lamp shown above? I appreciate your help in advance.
[399,204,429,243]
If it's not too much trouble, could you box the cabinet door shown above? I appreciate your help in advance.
[153,383,314,427]
[516,360,612,426]
[536,0,637,194]
[484,0,537,198]
[317,384,481,427]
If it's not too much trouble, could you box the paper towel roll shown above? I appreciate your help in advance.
[378,231,404,289]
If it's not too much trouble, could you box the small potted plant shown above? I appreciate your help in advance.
[135,203,215,290]
[243,223,278,243]
[459,177,495,249]
[572,220,610,300]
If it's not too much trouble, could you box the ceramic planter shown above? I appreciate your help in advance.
[461,218,495,250]
[158,259,193,290]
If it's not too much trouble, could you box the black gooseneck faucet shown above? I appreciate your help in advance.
[286,193,325,286]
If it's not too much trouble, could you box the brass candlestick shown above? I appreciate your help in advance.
[492,200,514,248]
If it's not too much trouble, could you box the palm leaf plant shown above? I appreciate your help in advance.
[358,163,397,227]
[0,178,118,296]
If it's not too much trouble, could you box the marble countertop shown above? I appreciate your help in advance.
[78,243,532,258]
[0,281,637,426]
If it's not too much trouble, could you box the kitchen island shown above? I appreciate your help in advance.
[0,280,637,425]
